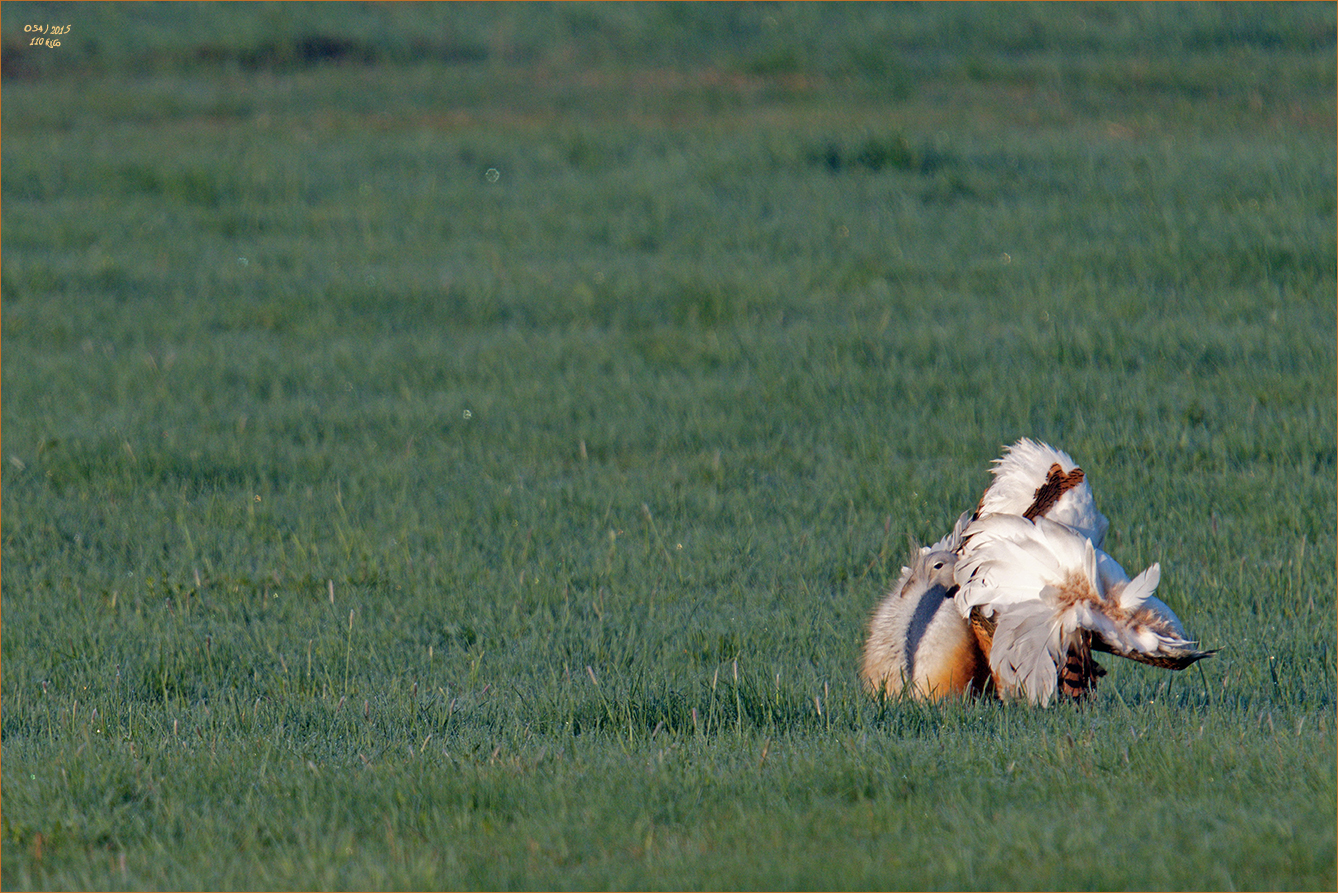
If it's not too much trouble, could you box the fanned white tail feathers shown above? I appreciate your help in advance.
[977,437,1110,547]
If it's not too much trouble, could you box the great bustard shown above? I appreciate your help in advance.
[861,438,1213,705]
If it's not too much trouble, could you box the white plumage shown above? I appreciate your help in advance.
[955,513,1210,706]
[860,438,1212,705]
[976,437,1109,546]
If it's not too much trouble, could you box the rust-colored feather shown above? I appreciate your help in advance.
[1023,463,1087,521]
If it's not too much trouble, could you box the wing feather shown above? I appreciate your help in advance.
[989,601,1062,705]
[952,511,1212,699]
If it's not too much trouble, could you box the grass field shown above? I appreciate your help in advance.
[2,2,1336,889]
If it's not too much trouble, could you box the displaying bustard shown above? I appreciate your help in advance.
[861,439,1213,705]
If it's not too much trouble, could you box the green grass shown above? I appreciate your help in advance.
[2,1,1335,889]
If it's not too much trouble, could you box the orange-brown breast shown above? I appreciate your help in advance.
[918,631,993,699]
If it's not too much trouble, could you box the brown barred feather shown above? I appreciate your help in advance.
[967,608,1001,693]
[1088,636,1216,670]
[1023,463,1087,522]
[968,607,996,657]
[1058,630,1106,700]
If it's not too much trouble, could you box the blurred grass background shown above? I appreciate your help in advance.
[2,2,1336,889]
